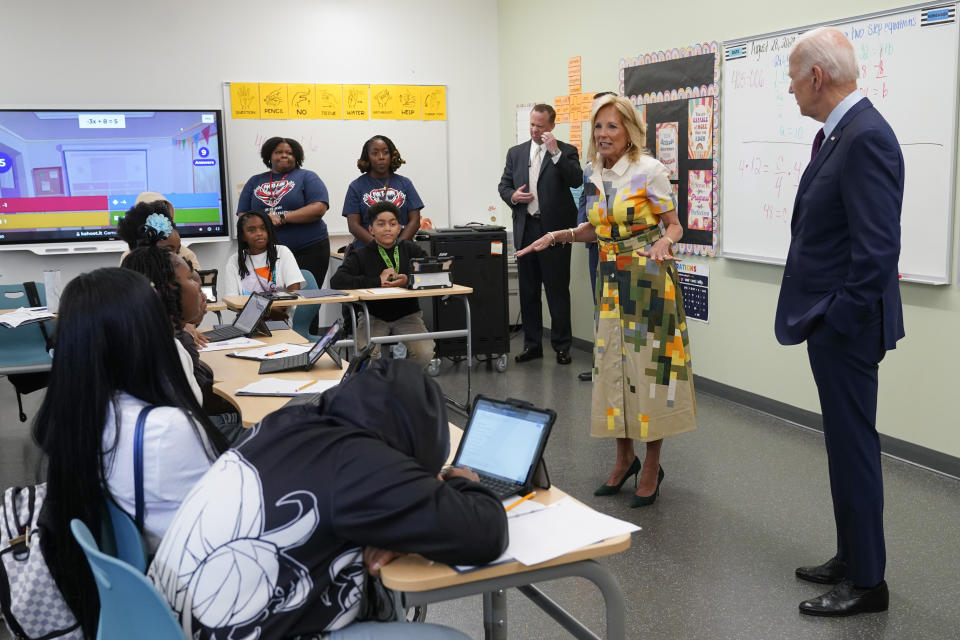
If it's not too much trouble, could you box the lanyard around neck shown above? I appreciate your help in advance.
[377,244,400,271]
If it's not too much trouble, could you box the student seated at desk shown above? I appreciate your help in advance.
[149,360,506,639]
[32,268,229,637]
[330,202,436,368]
[123,244,245,445]
[222,210,305,321]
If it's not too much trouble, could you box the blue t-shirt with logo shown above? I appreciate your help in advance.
[237,167,329,250]
[342,173,424,247]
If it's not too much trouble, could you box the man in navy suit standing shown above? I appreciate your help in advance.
[775,27,905,617]
[499,104,583,365]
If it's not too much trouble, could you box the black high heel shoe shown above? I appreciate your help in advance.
[594,457,641,496]
[630,466,665,508]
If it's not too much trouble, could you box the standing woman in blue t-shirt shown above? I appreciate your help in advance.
[343,134,425,248]
[237,137,330,291]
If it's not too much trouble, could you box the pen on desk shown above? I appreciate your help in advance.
[296,379,319,392]
[504,491,536,512]
[264,349,287,357]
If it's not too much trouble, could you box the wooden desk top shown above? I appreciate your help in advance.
[350,284,473,300]
[380,484,631,592]
[200,329,345,426]
[206,301,228,312]
[221,292,359,311]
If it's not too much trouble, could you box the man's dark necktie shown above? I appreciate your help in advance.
[811,128,826,161]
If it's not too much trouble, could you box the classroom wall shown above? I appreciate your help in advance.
[0,0,502,286]
[497,0,960,458]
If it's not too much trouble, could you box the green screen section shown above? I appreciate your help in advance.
[171,208,221,224]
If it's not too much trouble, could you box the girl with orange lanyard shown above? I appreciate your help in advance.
[222,211,305,319]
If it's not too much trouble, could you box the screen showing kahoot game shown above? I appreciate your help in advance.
[0,110,229,247]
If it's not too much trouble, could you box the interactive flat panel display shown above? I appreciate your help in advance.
[0,109,229,247]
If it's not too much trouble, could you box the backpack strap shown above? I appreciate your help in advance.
[133,406,155,532]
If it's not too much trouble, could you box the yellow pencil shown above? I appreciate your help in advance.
[504,491,536,512]
[296,379,319,392]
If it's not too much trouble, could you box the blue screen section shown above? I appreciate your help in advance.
[107,192,220,211]
[456,400,548,483]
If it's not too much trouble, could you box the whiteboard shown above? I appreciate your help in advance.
[720,4,959,284]
[220,83,450,236]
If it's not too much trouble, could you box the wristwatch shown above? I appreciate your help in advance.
[278,212,286,225]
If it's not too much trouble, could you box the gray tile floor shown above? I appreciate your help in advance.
[2,336,959,639]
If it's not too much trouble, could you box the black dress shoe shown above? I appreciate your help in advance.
[796,556,846,584]
[577,371,592,381]
[556,350,572,365]
[514,347,543,363]
[799,579,889,617]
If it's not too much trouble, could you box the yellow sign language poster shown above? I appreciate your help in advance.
[397,86,421,120]
[343,85,370,120]
[370,85,400,119]
[287,84,317,119]
[259,83,289,119]
[315,84,342,119]
[421,86,446,121]
[230,83,260,119]
[230,83,445,120]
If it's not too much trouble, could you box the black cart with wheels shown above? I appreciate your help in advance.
[416,226,510,374]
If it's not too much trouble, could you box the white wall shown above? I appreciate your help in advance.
[0,0,501,285]
[497,0,960,458]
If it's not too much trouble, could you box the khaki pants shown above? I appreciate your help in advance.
[357,311,436,369]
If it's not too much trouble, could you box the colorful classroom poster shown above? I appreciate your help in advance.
[421,86,447,120]
[676,262,709,322]
[687,170,713,230]
[315,84,343,119]
[343,85,370,120]
[656,122,679,179]
[688,97,713,159]
[258,83,289,119]
[397,86,421,120]
[230,83,260,119]
[370,85,400,119]
[287,84,317,119]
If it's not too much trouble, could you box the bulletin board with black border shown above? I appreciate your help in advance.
[619,43,720,257]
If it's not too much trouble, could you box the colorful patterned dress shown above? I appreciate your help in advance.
[584,154,697,442]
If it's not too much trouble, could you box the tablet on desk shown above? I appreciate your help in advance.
[451,395,556,499]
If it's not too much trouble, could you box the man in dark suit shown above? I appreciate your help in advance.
[775,27,904,617]
[498,104,583,364]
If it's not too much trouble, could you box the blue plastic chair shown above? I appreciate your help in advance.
[292,268,323,341]
[104,499,147,573]
[70,519,185,640]
[0,283,53,421]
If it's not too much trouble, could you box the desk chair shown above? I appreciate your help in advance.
[196,269,222,324]
[103,499,147,573]
[0,283,53,422]
[292,268,323,341]
[70,519,185,640]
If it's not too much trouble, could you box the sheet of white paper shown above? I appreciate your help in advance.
[361,287,409,295]
[235,377,339,396]
[453,498,616,573]
[200,337,266,352]
[0,307,54,328]
[232,342,311,360]
[501,496,547,517]
[506,498,639,566]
